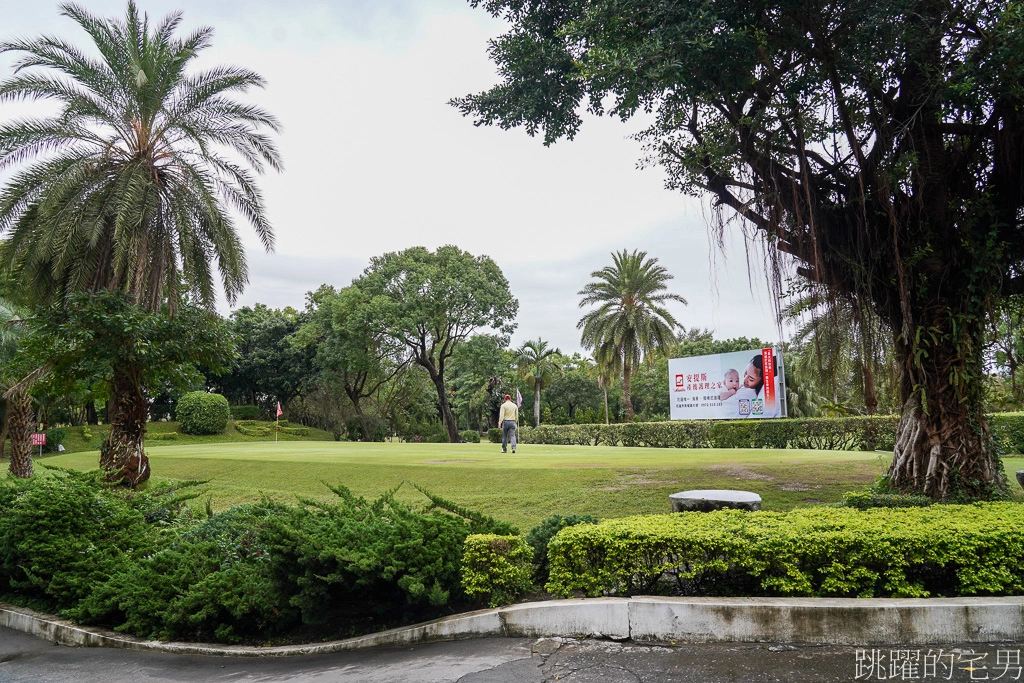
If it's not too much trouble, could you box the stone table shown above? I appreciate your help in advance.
[669,489,762,513]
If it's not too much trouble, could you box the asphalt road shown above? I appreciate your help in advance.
[1,625,1020,682]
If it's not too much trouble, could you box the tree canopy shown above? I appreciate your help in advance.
[577,249,686,421]
[354,245,518,442]
[457,0,1024,498]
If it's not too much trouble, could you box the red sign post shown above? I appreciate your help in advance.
[31,433,45,456]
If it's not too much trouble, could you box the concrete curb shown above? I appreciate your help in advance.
[2,596,1023,656]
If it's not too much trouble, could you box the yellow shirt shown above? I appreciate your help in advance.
[498,401,518,424]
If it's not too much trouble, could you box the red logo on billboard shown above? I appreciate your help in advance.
[675,374,684,391]
[761,348,775,407]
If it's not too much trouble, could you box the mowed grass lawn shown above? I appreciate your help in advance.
[38,441,917,530]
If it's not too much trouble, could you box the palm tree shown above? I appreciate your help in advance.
[0,299,32,478]
[589,347,616,425]
[782,282,895,415]
[0,3,281,485]
[517,338,562,427]
[577,250,686,422]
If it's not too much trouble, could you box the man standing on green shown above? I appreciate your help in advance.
[498,394,518,453]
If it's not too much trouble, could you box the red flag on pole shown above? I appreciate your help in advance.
[276,402,283,417]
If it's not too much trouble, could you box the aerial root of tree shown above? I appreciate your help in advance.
[6,389,33,479]
[889,400,1000,501]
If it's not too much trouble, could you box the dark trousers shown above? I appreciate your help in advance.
[501,420,517,451]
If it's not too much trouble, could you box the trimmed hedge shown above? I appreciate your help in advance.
[516,416,900,450]
[990,412,1024,454]
[148,432,178,441]
[461,430,481,443]
[177,392,230,435]
[461,534,532,607]
[487,428,502,444]
[235,421,272,437]
[513,413,1024,453]
[525,514,598,584]
[546,504,1024,599]
[230,405,260,421]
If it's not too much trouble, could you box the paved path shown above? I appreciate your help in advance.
[1,625,1021,682]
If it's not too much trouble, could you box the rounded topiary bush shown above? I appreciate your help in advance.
[176,392,229,435]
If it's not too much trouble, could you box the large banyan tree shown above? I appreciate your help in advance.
[455,0,1024,499]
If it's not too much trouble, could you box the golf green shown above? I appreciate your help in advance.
[41,441,900,530]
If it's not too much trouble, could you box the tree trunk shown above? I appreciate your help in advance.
[886,312,1001,500]
[344,383,374,442]
[85,399,98,425]
[862,360,878,416]
[534,383,541,427]
[101,365,150,487]
[7,389,33,479]
[622,362,634,422]
[418,359,460,442]
[603,385,609,425]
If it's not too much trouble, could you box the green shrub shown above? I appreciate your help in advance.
[279,426,309,436]
[177,392,230,435]
[81,427,93,440]
[487,428,502,443]
[990,413,1024,454]
[461,534,533,607]
[516,416,903,451]
[148,432,178,441]
[235,422,272,437]
[525,514,598,583]
[841,491,933,510]
[6,474,511,644]
[460,430,481,443]
[230,405,260,421]
[0,471,197,611]
[546,504,1024,599]
[42,428,66,453]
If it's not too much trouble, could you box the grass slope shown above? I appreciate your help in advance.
[55,420,336,454]
[42,441,900,530]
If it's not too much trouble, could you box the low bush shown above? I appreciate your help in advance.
[0,472,513,644]
[42,428,66,453]
[0,471,199,610]
[148,432,178,441]
[525,514,598,583]
[235,421,272,437]
[177,392,230,435]
[515,413,1024,452]
[989,413,1024,454]
[841,491,933,510]
[487,428,502,444]
[279,426,309,436]
[546,504,1024,599]
[230,405,260,421]
[461,534,532,607]
[518,416,902,451]
[460,430,481,443]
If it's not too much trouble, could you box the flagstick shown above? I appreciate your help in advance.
[275,414,279,443]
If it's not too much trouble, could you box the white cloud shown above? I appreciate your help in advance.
[3,0,782,353]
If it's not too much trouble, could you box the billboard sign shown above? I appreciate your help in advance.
[668,348,786,420]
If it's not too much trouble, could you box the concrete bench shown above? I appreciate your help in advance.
[669,489,762,513]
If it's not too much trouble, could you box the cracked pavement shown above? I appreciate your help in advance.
[1,625,1021,682]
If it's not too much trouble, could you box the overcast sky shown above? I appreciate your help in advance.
[2,0,785,354]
